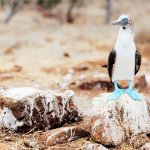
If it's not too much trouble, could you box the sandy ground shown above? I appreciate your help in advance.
[0,0,150,149]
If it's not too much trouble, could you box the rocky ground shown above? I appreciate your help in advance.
[0,0,150,149]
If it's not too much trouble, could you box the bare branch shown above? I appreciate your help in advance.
[4,0,25,23]
[105,0,112,24]
[66,0,78,23]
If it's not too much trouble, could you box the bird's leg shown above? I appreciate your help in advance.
[108,81,125,101]
[126,80,142,101]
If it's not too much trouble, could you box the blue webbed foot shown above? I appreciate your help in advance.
[126,80,143,101]
[108,81,125,101]
[108,89,125,101]
[126,89,142,101]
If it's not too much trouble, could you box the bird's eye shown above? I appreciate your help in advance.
[123,27,126,30]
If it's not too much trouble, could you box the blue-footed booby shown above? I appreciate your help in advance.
[107,14,142,101]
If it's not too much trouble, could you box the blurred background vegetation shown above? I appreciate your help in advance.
[0,0,112,23]
[0,0,149,88]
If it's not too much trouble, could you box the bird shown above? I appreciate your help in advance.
[106,14,142,101]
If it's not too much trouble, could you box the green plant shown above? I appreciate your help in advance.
[37,0,62,9]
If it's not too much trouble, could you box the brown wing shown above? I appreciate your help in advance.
[108,49,116,80]
[135,50,142,75]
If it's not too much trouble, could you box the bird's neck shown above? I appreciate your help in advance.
[115,26,135,51]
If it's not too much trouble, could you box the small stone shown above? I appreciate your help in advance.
[86,143,108,150]
[63,52,70,58]
[24,140,39,149]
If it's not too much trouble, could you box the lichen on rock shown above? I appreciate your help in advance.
[0,87,82,132]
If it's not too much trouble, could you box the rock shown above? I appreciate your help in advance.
[86,143,108,150]
[78,79,113,91]
[91,93,150,146]
[70,73,113,91]
[140,142,150,150]
[145,75,150,87]
[134,74,150,91]
[38,126,89,146]
[0,87,82,132]
[135,75,147,90]
[129,134,150,148]
[24,140,39,149]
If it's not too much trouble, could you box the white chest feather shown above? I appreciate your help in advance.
[112,27,136,82]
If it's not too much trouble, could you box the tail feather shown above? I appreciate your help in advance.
[102,65,107,68]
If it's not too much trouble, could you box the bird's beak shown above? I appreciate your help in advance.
[111,20,120,26]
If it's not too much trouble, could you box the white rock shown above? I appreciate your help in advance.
[0,87,82,132]
[91,93,150,146]
[140,142,150,150]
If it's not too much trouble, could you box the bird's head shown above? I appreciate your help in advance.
[111,14,134,29]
